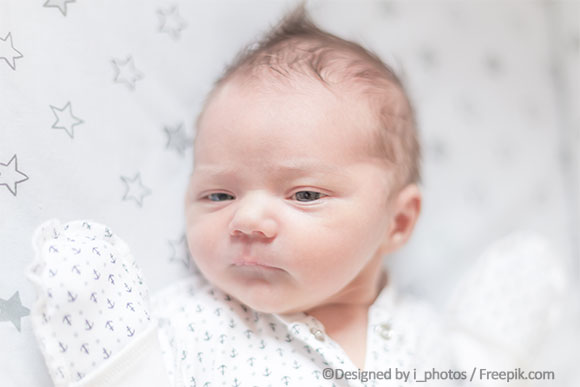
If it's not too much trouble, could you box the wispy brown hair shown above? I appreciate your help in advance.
[199,3,421,191]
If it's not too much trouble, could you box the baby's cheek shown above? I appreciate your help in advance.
[291,232,354,278]
[186,222,216,266]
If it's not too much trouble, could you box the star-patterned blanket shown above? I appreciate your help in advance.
[0,1,578,386]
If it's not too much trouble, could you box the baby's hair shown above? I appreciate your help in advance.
[199,3,421,192]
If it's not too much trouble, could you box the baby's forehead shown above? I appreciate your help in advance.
[196,78,394,180]
[205,74,380,136]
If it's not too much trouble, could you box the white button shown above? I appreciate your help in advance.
[310,327,325,341]
[377,322,392,340]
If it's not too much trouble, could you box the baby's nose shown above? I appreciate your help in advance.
[228,193,278,239]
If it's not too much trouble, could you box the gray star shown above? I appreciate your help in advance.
[484,53,503,76]
[164,123,193,156]
[120,173,151,207]
[0,154,29,196]
[158,6,187,40]
[43,0,75,16]
[0,291,30,332]
[112,56,144,90]
[50,101,84,138]
[0,33,23,70]
[168,234,191,268]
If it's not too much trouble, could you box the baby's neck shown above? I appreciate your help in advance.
[305,269,387,370]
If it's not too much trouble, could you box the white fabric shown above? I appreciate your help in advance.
[72,325,170,387]
[27,220,152,386]
[27,220,568,387]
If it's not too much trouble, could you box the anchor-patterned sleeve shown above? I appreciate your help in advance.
[27,219,171,387]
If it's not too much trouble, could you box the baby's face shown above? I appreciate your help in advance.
[185,78,397,314]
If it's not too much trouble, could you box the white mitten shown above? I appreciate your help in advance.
[446,232,568,370]
[27,220,152,386]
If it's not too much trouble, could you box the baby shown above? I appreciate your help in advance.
[28,5,566,387]
[185,4,421,372]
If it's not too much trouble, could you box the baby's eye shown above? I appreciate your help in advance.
[207,193,235,202]
[293,191,324,202]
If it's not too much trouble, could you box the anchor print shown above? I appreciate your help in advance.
[67,291,77,302]
[291,324,301,335]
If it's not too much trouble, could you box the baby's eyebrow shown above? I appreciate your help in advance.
[194,160,345,178]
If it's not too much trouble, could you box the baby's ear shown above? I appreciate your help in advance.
[380,183,421,255]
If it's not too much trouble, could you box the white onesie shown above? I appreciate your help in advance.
[27,219,568,387]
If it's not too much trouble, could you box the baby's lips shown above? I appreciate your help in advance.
[231,254,286,271]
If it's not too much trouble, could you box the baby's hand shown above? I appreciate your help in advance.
[28,220,152,386]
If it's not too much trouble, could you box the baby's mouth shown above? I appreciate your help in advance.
[232,256,283,271]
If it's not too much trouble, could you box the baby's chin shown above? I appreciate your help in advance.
[222,285,306,315]
[234,291,296,314]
